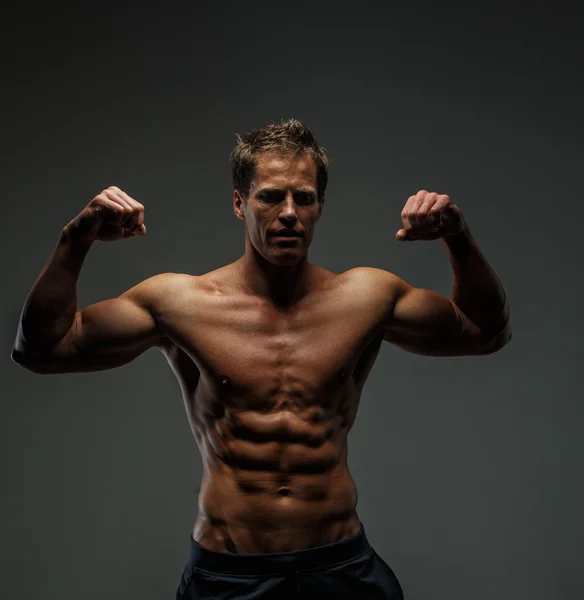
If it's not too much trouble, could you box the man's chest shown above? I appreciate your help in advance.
[159,283,388,399]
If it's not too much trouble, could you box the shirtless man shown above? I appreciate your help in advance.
[12,119,511,599]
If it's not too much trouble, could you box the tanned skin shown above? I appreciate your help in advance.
[12,152,511,554]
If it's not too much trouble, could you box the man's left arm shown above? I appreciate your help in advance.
[382,190,511,356]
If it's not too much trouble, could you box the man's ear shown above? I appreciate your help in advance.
[233,189,246,221]
[317,196,325,220]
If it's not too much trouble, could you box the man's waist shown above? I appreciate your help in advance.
[193,508,362,555]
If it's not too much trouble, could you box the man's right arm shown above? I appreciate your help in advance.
[11,186,165,374]
[12,279,166,375]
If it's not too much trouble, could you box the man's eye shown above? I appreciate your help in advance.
[298,194,314,204]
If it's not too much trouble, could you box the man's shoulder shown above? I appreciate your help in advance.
[133,265,243,304]
[317,267,403,317]
[124,273,204,313]
[338,266,401,294]
[134,272,198,295]
[318,267,398,322]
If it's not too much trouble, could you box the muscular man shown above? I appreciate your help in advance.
[12,119,511,600]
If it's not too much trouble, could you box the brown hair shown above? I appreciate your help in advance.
[229,118,329,202]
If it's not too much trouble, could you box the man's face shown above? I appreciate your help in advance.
[234,152,323,266]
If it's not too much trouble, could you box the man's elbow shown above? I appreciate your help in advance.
[479,324,513,355]
[12,347,40,372]
[11,345,57,374]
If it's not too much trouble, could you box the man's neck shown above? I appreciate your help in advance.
[235,249,313,309]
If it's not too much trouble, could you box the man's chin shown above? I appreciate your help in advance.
[265,248,304,266]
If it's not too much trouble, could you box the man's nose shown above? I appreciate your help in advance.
[279,196,298,222]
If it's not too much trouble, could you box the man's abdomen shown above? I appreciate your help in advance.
[188,372,363,553]
[192,461,360,554]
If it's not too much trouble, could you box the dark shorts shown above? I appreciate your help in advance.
[175,524,404,599]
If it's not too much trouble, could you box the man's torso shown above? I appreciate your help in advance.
[155,263,393,553]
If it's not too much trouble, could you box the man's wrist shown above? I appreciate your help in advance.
[60,219,98,247]
[442,226,473,249]
[58,223,96,272]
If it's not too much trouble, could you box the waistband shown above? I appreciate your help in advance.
[187,523,371,576]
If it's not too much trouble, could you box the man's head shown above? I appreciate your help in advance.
[231,119,329,266]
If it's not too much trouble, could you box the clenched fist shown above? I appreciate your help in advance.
[396,190,465,241]
[69,186,146,242]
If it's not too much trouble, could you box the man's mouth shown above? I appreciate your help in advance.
[271,230,302,238]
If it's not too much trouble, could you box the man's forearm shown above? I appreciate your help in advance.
[442,227,510,341]
[13,226,94,356]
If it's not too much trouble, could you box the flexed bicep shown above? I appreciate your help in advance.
[382,275,488,357]
[31,280,166,374]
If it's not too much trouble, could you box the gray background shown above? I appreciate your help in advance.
[2,1,583,599]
